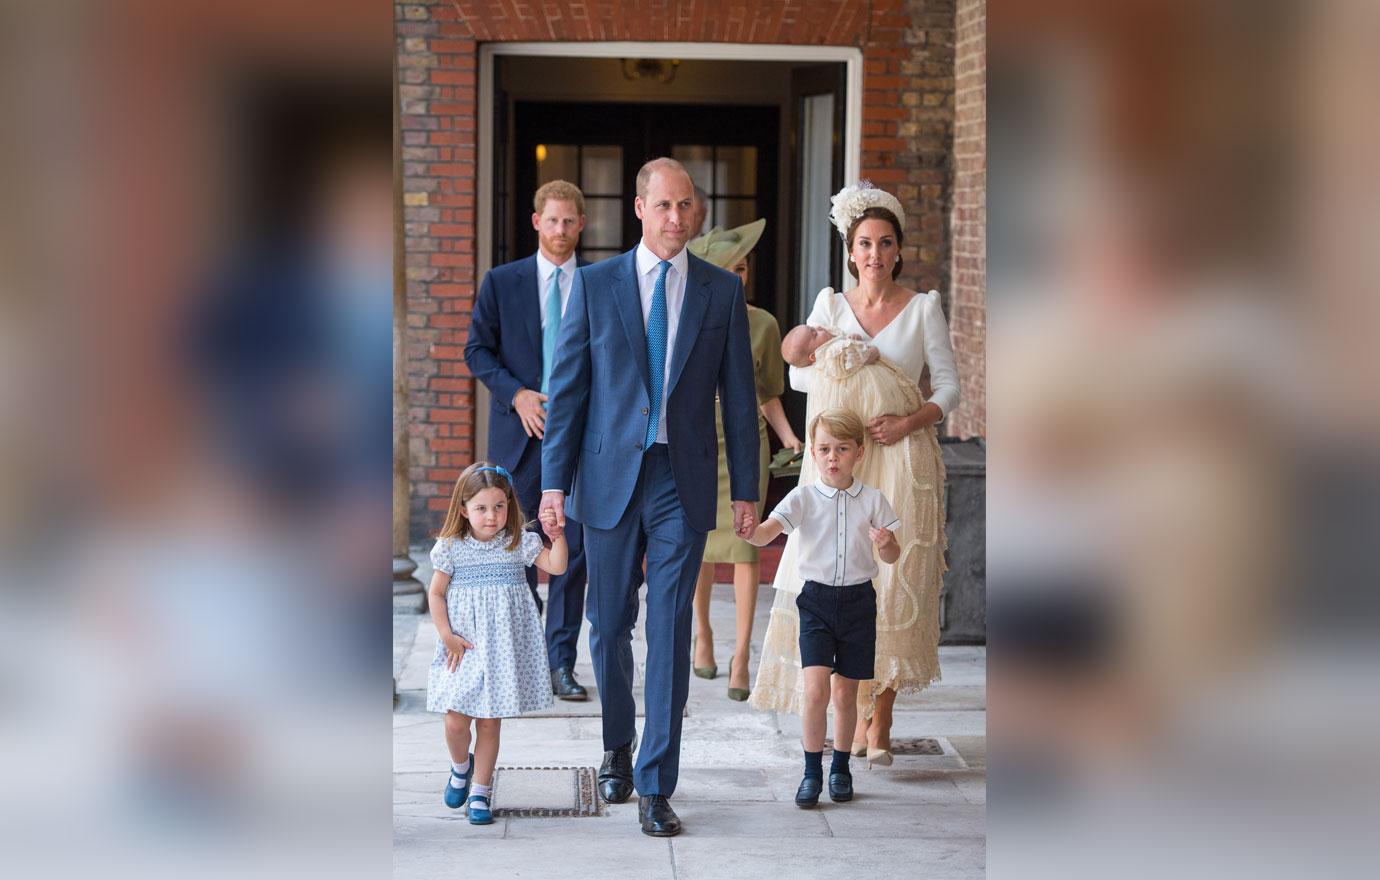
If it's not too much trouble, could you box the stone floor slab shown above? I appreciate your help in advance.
[394,836,675,879]
[821,801,987,839]
[670,837,985,880]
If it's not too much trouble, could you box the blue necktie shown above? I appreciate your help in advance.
[645,260,670,447]
[541,266,562,394]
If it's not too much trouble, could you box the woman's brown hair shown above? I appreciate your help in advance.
[845,206,904,281]
[436,461,526,550]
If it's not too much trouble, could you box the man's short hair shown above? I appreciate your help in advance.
[534,179,585,215]
[808,408,866,446]
[635,157,690,198]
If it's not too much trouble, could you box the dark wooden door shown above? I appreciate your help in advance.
[506,102,779,308]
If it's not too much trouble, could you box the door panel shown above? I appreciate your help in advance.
[508,102,778,306]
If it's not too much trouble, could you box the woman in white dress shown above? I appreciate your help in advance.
[749,182,960,765]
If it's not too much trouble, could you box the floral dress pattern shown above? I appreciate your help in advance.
[426,530,554,718]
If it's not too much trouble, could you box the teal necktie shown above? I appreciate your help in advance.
[541,266,562,394]
[645,260,670,447]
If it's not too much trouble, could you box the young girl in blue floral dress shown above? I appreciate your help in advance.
[427,462,567,824]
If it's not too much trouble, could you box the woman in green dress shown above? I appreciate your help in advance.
[686,220,802,700]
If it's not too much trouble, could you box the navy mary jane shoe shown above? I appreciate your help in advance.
[443,754,473,810]
[465,794,494,825]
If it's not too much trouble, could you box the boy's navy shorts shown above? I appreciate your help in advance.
[795,579,876,680]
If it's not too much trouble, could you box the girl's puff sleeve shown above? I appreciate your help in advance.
[429,539,454,576]
[520,530,544,566]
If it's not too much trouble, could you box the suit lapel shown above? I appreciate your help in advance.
[613,249,651,393]
[517,255,540,358]
[667,254,711,395]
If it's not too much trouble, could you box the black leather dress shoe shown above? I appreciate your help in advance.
[638,795,682,837]
[597,745,634,803]
[551,667,588,701]
[828,771,854,802]
[795,774,823,808]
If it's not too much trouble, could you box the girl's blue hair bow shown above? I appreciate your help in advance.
[473,465,513,484]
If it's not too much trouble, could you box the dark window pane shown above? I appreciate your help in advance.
[537,144,578,185]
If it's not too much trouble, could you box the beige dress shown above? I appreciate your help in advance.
[750,288,957,718]
[702,306,783,564]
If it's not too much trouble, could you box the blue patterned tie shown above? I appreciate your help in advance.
[541,266,562,394]
[645,260,670,447]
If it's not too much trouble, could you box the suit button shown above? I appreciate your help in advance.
[635,442,643,450]
[641,407,649,415]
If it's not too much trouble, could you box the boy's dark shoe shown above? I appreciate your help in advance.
[795,774,823,808]
[828,771,854,802]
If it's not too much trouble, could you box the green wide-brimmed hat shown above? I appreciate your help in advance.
[687,218,766,270]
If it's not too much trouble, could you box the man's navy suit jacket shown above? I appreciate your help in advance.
[541,247,759,533]
[464,253,590,472]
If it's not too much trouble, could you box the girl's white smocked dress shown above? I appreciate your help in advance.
[426,530,553,717]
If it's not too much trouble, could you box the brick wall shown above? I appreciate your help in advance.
[396,0,967,538]
[946,0,985,439]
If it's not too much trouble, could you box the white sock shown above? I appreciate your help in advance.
[449,759,470,787]
[470,782,492,801]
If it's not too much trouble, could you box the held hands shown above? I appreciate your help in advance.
[731,500,757,539]
[513,389,548,438]
[538,505,563,539]
[443,633,474,672]
[538,491,566,539]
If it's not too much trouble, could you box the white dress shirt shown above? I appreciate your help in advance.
[634,240,688,445]
[788,288,961,418]
[535,251,577,330]
[768,478,900,586]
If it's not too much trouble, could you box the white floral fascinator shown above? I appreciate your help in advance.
[828,180,906,240]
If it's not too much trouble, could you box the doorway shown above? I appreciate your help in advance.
[508,101,779,308]
[477,45,861,451]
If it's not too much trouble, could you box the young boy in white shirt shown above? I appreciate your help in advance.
[744,407,899,807]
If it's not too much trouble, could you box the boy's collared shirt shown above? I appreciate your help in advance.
[769,478,900,586]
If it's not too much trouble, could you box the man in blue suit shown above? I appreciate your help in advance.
[540,158,760,836]
[464,180,591,701]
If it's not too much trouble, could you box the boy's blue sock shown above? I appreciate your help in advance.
[831,749,852,775]
[803,749,824,779]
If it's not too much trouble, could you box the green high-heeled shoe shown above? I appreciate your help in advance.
[726,657,750,702]
[692,637,717,680]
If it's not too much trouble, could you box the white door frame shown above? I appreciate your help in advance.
[472,42,863,458]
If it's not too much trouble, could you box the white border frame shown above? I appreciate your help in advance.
[476,41,863,277]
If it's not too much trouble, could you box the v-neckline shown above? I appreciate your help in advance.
[839,289,918,340]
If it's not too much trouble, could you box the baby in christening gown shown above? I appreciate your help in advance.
[752,323,947,717]
[782,325,878,374]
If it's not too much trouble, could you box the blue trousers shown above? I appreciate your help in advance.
[583,444,706,797]
[511,440,587,671]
